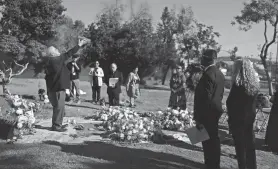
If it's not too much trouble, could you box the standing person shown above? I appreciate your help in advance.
[44,38,89,132]
[193,49,225,169]
[226,58,259,169]
[105,63,123,106]
[126,66,140,108]
[67,55,82,104]
[89,61,104,104]
[168,64,187,110]
[265,85,278,152]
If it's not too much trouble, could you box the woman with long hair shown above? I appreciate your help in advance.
[226,58,260,169]
[168,64,187,110]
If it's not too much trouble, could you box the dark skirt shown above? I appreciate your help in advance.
[265,93,278,151]
[168,90,187,110]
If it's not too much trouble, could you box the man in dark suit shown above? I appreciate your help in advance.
[106,63,123,106]
[44,38,89,132]
[194,49,225,169]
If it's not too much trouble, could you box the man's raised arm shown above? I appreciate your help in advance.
[64,38,89,64]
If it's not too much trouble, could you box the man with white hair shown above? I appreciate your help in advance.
[105,63,123,106]
[44,38,88,132]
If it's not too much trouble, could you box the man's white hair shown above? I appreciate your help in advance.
[111,63,117,67]
[47,46,58,56]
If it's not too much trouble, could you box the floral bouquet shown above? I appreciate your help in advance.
[94,107,158,142]
[4,94,39,136]
[160,108,195,131]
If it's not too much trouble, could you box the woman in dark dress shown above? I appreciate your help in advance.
[168,65,187,110]
[265,86,278,152]
[226,58,260,169]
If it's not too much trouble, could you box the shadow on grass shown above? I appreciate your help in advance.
[141,85,170,91]
[220,130,269,152]
[65,102,101,110]
[43,140,205,169]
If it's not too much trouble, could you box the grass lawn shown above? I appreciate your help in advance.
[0,78,276,169]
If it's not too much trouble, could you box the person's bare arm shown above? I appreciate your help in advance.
[64,39,88,64]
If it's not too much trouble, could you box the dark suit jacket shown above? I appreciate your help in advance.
[106,70,123,94]
[226,84,258,127]
[67,61,82,80]
[194,65,225,123]
[45,46,80,92]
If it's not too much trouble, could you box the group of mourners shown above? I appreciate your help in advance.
[168,49,278,169]
[43,37,278,169]
[43,38,140,132]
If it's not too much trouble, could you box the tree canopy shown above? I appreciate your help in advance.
[232,0,278,95]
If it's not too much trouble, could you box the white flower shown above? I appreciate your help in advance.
[14,95,19,99]
[18,115,28,122]
[120,133,125,139]
[128,115,134,119]
[127,130,132,135]
[16,109,23,115]
[44,99,49,103]
[13,100,22,107]
[101,114,108,121]
[172,109,179,115]
[28,102,35,107]
[139,124,144,130]
[157,111,163,115]
[127,135,131,140]
[17,123,23,128]
[28,117,36,124]
[132,129,138,134]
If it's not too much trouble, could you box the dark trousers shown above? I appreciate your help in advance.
[108,92,120,106]
[231,123,257,169]
[202,117,221,169]
[92,86,101,102]
[48,90,66,129]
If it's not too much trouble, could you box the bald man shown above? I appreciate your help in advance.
[105,63,123,106]
[44,39,88,132]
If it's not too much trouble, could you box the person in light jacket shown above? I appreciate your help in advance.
[89,61,104,103]
[126,66,140,108]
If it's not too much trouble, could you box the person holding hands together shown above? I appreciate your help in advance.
[89,61,104,104]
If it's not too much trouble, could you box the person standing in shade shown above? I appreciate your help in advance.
[105,63,123,106]
[126,66,140,108]
[44,38,89,132]
[67,55,82,104]
[89,61,104,104]
[226,58,259,169]
[168,64,187,110]
[193,49,225,169]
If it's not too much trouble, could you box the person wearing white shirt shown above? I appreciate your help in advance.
[89,61,104,103]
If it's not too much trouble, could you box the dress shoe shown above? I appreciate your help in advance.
[51,127,67,132]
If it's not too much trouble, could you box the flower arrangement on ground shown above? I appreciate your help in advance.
[3,94,40,136]
[95,107,158,142]
[160,108,195,131]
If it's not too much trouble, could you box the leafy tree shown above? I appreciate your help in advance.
[49,16,86,52]
[157,6,194,85]
[231,0,278,95]
[0,0,66,43]
[178,22,221,63]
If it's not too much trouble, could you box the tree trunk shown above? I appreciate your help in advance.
[162,64,170,85]
[262,59,273,95]
[2,78,6,95]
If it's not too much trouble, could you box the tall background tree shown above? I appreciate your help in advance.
[0,0,86,92]
[231,0,278,95]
